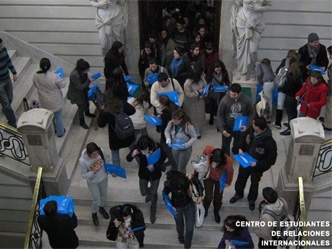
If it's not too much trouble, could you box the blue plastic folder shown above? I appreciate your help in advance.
[157,91,179,106]
[124,76,136,84]
[91,72,102,80]
[233,116,249,131]
[147,148,161,165]
[230,240,250,247]
[162,191,177,218]
[219,171,227,191]
[127,83,139,96]
[146,73,158,85]
[234,152,257,168]
[88,84,100,100]
[40,195,75,217]
[169,142,185,149]
[298,98,309,106]
[213,85,228,92]
[129,226,146,233]
[54,68,64,79]
[200,83,210,97]
[309,65,326,74]
[104,164,127,178]
[144,115,162,126]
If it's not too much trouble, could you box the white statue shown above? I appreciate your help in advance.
[231,0,272,81]
[90,0,128,55]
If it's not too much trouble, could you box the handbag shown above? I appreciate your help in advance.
[195,203,205,228]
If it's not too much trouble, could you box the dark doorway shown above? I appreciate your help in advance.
[138,0,221,51]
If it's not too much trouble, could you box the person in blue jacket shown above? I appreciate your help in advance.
[217,215,254,249]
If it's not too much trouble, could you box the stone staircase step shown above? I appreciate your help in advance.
[12,56,32,88]
[8,50,17,62]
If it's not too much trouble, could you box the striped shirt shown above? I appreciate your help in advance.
[0,47,17,80]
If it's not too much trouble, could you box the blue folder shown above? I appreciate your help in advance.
[144,115,162,126]
[234,152,257,168]
[146,73,158,85]
[169,142,185,149]
[219,171,227,191]
[200,83,210,97]
[230,240,250,247]
[124,76,136,84]
[88,84,100,100]
[91,72,102,80]
[104,164,127,178]
[162,191,177,218]
[40,195,75,217]
[54,68,64,79]
[213,85,228,92]
[129,226,146,233]
[298,98,309,106]
[127,83,139,96]
[309,64,326,74]
[233,116,249,131]
[157,91,179,106]
[147,148,161,165]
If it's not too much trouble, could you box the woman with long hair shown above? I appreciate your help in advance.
[79,142,114,226]
[183,67,207,138]
[187,42,205,71]
[217,215,254,249]
[67,59,95,129]
[33,58,66,137]
[104,41,129,79]
[105,67,130,102]
[164,110,197,173]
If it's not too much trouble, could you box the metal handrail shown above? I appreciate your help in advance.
[0,121,30,166]
[293,177,308,249]
[23,167,46,249]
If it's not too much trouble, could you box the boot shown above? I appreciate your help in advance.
[85,110,96,118]
[274,109,283,129]
[92,213,99,226]
[203,203,209,218]
[79,118,89,129]
[214,209,221,223]
[99,207,110,219]
[150,204,156,224]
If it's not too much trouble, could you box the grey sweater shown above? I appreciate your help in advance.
[256,62,275,86]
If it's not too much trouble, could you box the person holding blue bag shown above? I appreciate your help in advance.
[79,142,115,226]
[201,146,233,224]
[126,136,166,224]
[217,215,254,249]
[38,200,79,249]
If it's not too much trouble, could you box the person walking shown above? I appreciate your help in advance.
[33,58,66,137]
[0,38,18,128]
[79,142,114,226]
[67,59,96,129]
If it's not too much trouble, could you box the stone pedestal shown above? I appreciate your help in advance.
[17,108,69,194]
[276,117,325,213]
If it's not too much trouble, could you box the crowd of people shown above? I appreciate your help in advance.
[1,2,331,248]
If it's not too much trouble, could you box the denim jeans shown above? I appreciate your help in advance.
[139,178,160,207]
[263,81,275,120]
[174,202,196,249]
[277,92,286,110]
[0,77,16,127]
[172,147,192,173]
[53,110,65,136]
[87,177,108,213]
[111,149,121,166]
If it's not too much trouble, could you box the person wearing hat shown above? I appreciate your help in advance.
[298,33,329,81]
[229,117,277,211]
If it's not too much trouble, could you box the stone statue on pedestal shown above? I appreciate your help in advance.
[231,0,272,82]
[90,0,128,55]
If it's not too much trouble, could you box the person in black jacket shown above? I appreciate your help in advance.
[106,204,145,249]
[229,117,277,211]
[163,170,204,249]
[298,33,329,82]
[98,97,135,166]
[104,41,129,79]
[126,136,166,224]
[38,200,79,249]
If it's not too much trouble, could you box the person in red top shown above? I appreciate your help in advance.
[202,145,233,223]
[296,71,329,119]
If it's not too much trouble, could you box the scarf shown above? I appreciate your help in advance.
[170,56,183,77]
[307,43,320,65]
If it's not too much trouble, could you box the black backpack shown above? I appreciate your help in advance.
[263,199,294,241]
[112,109,135,139]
